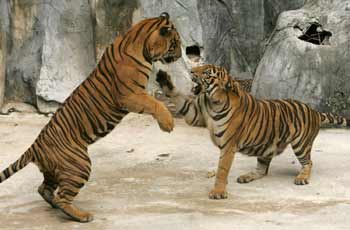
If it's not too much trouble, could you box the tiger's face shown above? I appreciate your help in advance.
[145,13,182,64]
[190,64,232,96]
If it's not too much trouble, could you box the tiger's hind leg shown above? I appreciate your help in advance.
[52,172,93,223]
[38,172,58,208]
[292,139,314,185]
[237,156,272,183]
[50,153,93,223]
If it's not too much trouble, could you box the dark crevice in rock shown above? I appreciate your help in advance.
[296,22,332,45]
[186,45,201,61]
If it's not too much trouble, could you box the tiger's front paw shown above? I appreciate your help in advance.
[237,172,265,184]
[157,116,174,132]
[156,106,174,132]
[208,187,228,200]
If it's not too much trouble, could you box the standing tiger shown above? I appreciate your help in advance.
[0,12,181,222]
[156,64,349,200]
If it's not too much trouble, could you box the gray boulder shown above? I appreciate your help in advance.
[253,0,350,115]
[2,0,96,113]
[3,0,43,106]
[36,0,96,112]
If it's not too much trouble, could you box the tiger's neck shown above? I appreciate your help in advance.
[111,34,152,72]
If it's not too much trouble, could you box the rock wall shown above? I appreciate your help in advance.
[4,0,349,115]
[2,0,96,113]
[253,0,350,116]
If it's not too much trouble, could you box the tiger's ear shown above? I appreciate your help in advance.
[160,26,172,36]
[160,12,170,20]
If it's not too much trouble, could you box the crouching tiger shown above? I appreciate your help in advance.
[0,13,181,222]
[156,65,349,200]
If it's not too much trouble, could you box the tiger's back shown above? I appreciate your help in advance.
[231,96,322,158]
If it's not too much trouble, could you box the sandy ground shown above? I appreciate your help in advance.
[0,113,350,230]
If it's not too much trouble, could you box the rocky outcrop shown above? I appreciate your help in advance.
[253,0,350,115]
[92,0,139,59]
[2,0,96,113]
[36,0,96,112]
[9,0,350,115]
[0,0,7,108]
[3,0,42,106]
[139,0,305,95]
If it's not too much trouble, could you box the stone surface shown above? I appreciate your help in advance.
[0,1,6,108]
[0,101,37,114]
[139,0,305,94]
[3,0,350,115]
[92,0,139,59]
[1,113,350,229]
[4,0,43,105]
[197,0,305,79]
[253,0,350,115]
[36,0,96,104]
[2,0,96,113]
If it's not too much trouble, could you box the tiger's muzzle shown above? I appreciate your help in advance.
[161,39,182,64]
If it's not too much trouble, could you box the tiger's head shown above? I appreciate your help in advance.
[142,12,182,64]
[190,64,241,98]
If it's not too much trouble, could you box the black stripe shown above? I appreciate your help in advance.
[132,79,146,90]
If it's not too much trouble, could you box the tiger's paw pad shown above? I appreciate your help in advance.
[78,212,94,223]
[209,188,228,200]
[157,110,174,133]
[55,201,94,223]
[158,117,174,132]
[237,173,258,184]
[294,177,309,185]
[63,210,94,223]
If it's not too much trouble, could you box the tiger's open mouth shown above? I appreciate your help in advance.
[160,52,177,64]
[160,42,182,64]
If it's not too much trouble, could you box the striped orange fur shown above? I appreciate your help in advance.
[0,12,181,222]
[157,64,349,199]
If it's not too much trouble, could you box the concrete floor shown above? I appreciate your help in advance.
[0,113,350,230]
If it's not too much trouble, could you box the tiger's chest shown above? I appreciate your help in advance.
[206,118,229,148]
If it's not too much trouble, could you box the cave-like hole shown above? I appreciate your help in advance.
[297,22,332,45]
[186,45,201,60]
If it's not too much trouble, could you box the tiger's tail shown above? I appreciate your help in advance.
[319,112,350,128]
[0,148,33,183]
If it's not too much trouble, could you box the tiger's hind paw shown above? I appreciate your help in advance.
[294,177,310,185]
[54,199,94,223]
[294,164,311,185]
[237,172,265,184]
